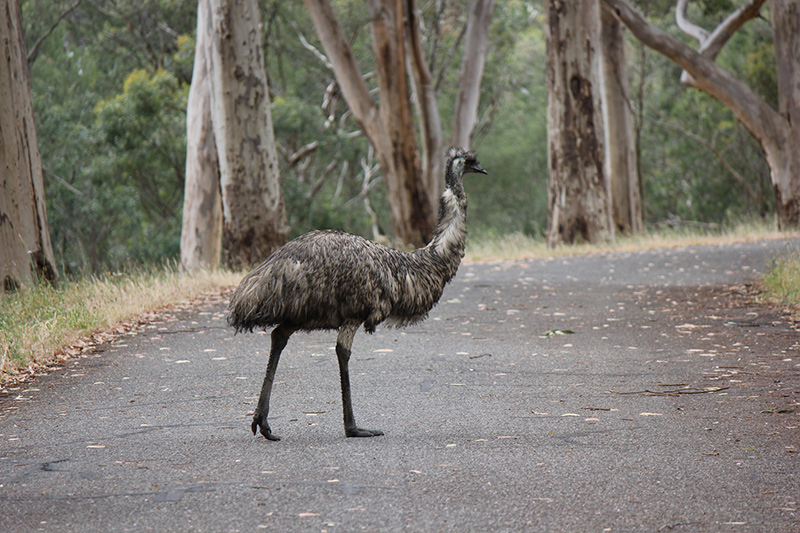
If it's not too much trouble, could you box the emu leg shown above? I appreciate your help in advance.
[336,324,383,438]
[252,324,294,441]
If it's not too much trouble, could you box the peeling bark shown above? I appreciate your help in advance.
[545,0,614,247]
[204,0,287,267]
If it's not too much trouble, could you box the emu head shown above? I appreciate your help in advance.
[445,147,487,189]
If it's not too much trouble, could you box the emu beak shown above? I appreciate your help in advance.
[468,162,488,175]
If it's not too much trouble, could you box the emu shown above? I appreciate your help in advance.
[228,147,487,440]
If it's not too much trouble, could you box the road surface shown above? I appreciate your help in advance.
[1,238,798,532]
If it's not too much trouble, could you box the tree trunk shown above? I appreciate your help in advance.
[600,6,642,234]
[545,0,614,247]
[367,0,434,246]
[180,0,223,273]
[405,0,444,214]
[0,0,58,290]
[769,0,800,227]
[205,0,287,268]
[602,0,800,229]
[450,0,495,150]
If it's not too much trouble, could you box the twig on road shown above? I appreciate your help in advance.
[608,386,730,396]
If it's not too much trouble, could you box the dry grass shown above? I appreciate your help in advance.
[0,266,242,384]
[465,219,795,262]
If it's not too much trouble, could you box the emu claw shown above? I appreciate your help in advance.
[252,417,281,441]
[345,427,384,438]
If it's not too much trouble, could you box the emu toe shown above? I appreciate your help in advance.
[252,416,281,441]
[345,427,384,438]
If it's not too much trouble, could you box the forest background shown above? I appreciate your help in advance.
[22,0,778,274]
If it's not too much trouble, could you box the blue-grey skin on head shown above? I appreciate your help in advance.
[228,147,487,441]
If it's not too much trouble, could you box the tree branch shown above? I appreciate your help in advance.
[698,0,766,60]
[675,0,708,44]
[450,0,494,148]
[292,21,333,70]
[27,0,82,65]
[286,141,320,167]
[601,0,780,148]
[303,0,380,141]
[405,0,443,205]
[645,115,759,204]
[675,0,766,86]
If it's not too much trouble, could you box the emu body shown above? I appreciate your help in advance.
[228,147,487,440]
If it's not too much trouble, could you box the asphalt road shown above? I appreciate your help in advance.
[1,238,798,532]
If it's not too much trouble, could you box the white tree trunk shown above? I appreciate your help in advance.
[180,0,222,273]
[602,0,800,229]
[205,0,286,267]
[545,0,615,247]
[600,6,642,234]
[0,0,58,290]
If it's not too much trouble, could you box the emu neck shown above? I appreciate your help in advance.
[427,182,467,258]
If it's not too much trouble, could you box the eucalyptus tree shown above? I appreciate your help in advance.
[545,0,614,247]
[180,0,222,272]
[0,0,57,289]
[600,6,641,234]
[602,0,800,229]
[303,0,494,247]
[182,0,287,270]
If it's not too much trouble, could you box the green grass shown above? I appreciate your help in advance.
[761,250,800,309]
[0,265,242,384]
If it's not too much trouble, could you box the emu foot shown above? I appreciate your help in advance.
[252,416,281,441]
[345,427,384,438]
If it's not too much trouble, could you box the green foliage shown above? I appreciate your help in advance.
[27,1,193,272]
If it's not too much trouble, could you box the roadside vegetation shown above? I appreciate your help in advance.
[0,266,241,384]
[760,249,800,316]
[2,222,796,385]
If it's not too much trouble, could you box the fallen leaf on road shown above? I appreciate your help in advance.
[540,329,575,338]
